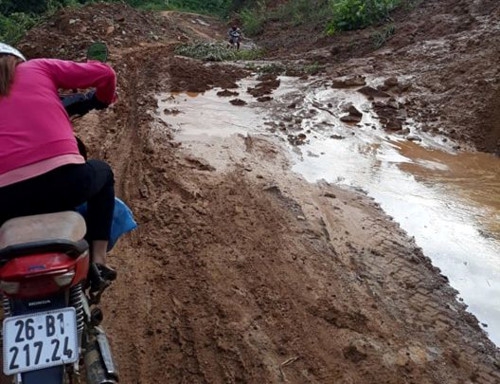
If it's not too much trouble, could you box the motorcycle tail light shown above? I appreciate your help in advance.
[53,270,76,287]
[0,280,20,295]
[0,252,88,298]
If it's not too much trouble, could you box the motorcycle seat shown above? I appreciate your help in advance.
[0,211,88,261]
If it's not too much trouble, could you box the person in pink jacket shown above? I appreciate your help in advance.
[0,42,117,285]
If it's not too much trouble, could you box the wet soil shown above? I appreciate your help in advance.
[17,2,500,383]
[259,0,500,155]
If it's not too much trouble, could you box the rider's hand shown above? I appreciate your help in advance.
[90,92,110,110]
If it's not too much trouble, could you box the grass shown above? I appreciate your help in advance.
[372,23,396,48]
[174,41,264,62]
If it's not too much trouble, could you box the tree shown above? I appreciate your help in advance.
[0,0,85,16]
[0,0,48,15]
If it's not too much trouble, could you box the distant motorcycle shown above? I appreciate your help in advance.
[0,43,119,384]
[228,27,242,50]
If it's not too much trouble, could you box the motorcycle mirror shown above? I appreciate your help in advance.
[86,42,108,62]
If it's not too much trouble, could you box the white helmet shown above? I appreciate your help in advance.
[0,42,26,61]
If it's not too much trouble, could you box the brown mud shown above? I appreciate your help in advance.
[17,2,500,383]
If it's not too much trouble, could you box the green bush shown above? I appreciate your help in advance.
[239,1,267,36]
[0,12,37,44]
[0,0,84,43]
[176,42,238,61]
[327,0,400,34]
[0,0,84,16]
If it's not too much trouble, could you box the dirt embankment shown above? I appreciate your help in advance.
[18,2,500,384]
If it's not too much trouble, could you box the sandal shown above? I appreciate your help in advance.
[89,264,117,297]
[96,263,117,282]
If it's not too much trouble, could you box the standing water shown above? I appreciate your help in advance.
[157,76,500,346]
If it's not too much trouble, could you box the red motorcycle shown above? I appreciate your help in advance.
[0,43,119,384]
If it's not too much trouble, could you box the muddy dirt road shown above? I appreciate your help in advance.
[18,2,500,383]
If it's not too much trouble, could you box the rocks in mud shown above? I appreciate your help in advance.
[406,134,422,142]
[372,98,407,131]
[322,192,337,199]
[217,89,239,97]
[262,184,281,193]
[358,86,391,98]
[247,74,281,98]
[332,75,411,132]
[230,98,247,106]
[340,115,362,123]
[287,133,307,146]
[257,96,273,102]
[287,97,303,109]
[384,77,399,88]
[379,77,412,94]
[340,105,363,123]
[331,75,367,88]
[343,345,368,363]
[163,108,181,115]
[385,119,403,131]
[184,155,216,171]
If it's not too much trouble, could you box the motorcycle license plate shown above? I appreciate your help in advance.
[3,308,78,375]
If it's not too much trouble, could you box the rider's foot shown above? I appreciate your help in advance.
[96,264,117,282]
[89,264,116,295]
[89,277,110,294]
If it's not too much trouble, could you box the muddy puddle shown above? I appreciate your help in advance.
[157,76,500,346]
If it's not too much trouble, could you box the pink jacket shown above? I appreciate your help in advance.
[0,59,116,183]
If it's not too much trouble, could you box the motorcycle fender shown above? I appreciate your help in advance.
[19,366,65,384]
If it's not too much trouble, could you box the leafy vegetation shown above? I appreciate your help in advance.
[0,0,87,43]
[0,12,37,43]
[175,41,263,61]
[0,0,87,16]
[270,0,332,27]
[327,0,400,34]
[238,0,332,36]
[233,0,410,38]
[372,23,395,48]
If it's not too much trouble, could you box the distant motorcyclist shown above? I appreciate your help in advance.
[0,42,118,285]
[227,25,242,50]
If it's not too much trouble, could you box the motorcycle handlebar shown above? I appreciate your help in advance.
[61,90,109,117]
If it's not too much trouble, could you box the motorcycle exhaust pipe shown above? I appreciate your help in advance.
[84,327,119,384]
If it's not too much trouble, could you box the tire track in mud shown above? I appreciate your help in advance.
[89,43,260,384]
[92,44,176,383]
[128,174,282,384]
[103,45,172,198]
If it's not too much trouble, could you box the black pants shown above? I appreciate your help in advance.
[0,160,115,241]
